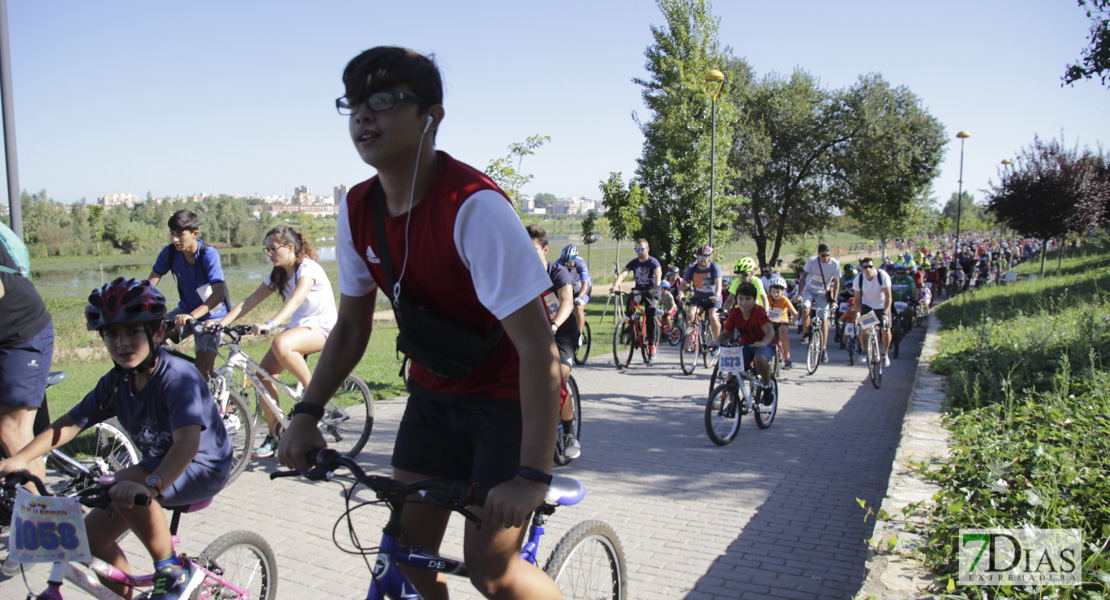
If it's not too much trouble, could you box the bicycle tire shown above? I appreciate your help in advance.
[613,317,633,369]
[49,420,140,496]
[679,325,698,375]
[319,374,374,458]
[573,322,591,366]
[700,317,716,369]
[708,363,721,396]
[868,335,882,389]
[847,337,855,366]
[543,519,628,600]
[221,389,253,485]
[773,345,783,379]
[554,375,582,467]
[806,328,822,375]
[666,319,683,346]
[192,529,278,600]
[891,320,902,359]
[753,377,777,430]
[705,383,741,446]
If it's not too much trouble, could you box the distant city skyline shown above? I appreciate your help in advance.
[5,1,1108,211]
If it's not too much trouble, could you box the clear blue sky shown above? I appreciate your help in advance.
[5,0,1108,210]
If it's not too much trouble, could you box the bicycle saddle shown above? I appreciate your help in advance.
[164,498,214,513]
[546,476,585,507]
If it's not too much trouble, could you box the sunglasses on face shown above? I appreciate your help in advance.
[635,248,646,253]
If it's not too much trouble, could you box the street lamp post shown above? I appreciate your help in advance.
[953,130,970,255]
[705,69,725,249]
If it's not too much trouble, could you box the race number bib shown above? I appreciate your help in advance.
[767,307,783,322]
[719,346,746,375]
[893,301,909,314]
[859,311,880,330]
[843,322,859,337]
[541,290,559,324]
[8,488,92,563]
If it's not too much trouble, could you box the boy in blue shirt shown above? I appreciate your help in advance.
[0,278,233,600]
[148,210,228,381]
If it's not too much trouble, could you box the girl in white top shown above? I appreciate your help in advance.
[213,225,338,457]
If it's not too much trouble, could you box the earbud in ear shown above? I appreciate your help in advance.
[424,115,433,133]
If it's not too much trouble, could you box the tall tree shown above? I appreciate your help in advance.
[835,74,947,259]
[723,67,844,268]
[986,135,1110,275]
[1064,0,1110,87]
[633,0,740,268]
[599,172,646,274]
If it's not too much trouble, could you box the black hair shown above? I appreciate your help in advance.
[735,282,757,298]
[525,224,549,248]
[168,209,200,232]
[342,46,442,116]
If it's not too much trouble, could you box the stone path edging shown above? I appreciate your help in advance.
[856,312,951,599]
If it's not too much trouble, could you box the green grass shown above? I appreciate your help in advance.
[907,237,1110,598]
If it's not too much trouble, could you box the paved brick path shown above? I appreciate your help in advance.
[2,322,924,600]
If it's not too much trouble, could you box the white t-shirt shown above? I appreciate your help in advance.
[803,256,841,293]
[336,191,549,321]
[263,257,338,332]
[855,269,892,309]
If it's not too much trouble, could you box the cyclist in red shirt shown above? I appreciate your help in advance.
[709,282,775,390]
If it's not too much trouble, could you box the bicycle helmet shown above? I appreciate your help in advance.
[697,245,713,257]
[86,277,168,372]
[735,257,757,275]
[660,281,671,289]
[769,275,788,289]
[559,244,578,265]
[86,277,167,331]
[895,262,907,271]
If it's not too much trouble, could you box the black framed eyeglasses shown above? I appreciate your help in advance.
[336,89,430,116]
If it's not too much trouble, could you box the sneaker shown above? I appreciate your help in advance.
[578,334,585,347]
[783,360,793,370]
[563,433,582,460]
[801,335,810,346]
[648,344,657,360]
[821,350,829,363]
[150,558,203,600]
[253,434,277,459]
[883,354,891,368]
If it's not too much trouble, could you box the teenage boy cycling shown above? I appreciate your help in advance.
[610,238,663,360]
[853,258,893,367]
[276,46,561,600]
[148,210,228,382]
[530,227,581,460]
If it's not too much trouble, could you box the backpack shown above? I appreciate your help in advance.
[165,240,232,310]
[0,221,31,278]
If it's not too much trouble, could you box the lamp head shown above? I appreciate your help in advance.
[705,69,725,83]
[957,130,971,139]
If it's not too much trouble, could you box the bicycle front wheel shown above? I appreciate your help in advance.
[891,320,902,359]
[679,326,698,375]
[666,320,683,346]
[868,336,882,389]
[613,317,633,369]
[319,374,374,458]
[573,322,591,366]
[554,375,582,467]
[806,328,822,375]
[705,384,741,446]
[543,520,628,600]
[193,529,278,600]
[847,337,855,366]
[221,389,254,485]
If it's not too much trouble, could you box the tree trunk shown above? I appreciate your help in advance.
[1057,235,1064,273]
[1040,239,1048,277]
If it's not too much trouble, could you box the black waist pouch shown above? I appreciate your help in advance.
[392,289,504,379]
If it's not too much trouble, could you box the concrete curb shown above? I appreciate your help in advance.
[856,311,950,600]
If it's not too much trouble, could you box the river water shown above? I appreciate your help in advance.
[34,247,338,295]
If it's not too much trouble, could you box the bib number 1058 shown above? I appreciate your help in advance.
[12,518,82,552]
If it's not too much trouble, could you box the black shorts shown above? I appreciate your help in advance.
[690,297,722,311]
[392,382,522,488]
[554,335,576,368]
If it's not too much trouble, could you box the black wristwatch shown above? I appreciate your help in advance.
[517,466,552,486]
